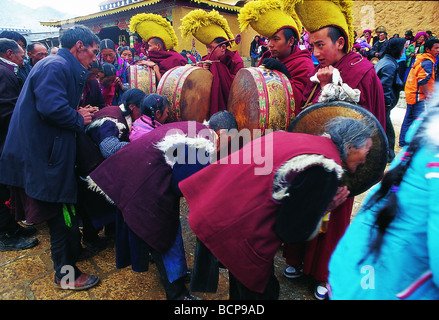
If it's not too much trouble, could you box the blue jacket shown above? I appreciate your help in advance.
[0,48,89,204]
[329,114,439,300]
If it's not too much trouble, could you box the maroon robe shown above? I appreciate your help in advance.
[283,51,386,283]
[88,121,212,253]
[300,51,386,128]
[202,49,244,116]
[180,131,342,293]
[259,46,315,116]
[148,50,187,76]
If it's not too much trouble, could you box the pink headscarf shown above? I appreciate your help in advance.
[414,31,428,41]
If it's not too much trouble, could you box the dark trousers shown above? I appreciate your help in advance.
[115,210,188,300]
[0,184,18,235]
[148,244,189,300]
[228,263,279,300]
[399,100,426,147]
[385,108,396,161]
[46,205,82,279]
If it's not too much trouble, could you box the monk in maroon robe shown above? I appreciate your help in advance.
[258,28,315,116]
[202,38,244,116]
[282,26,386,299]
[137,37,187,82]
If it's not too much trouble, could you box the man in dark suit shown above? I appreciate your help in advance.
[0,38,38,252]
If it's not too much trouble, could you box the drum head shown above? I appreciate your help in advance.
[288,101,388,196]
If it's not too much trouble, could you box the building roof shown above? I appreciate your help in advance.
[40,0,242,27]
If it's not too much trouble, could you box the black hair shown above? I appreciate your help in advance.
[100,62,116,77]
[0,38,21,55]
[384,37,406,59]
[425,37,439,51]
[208,110,238,132]
[27,42,46,52]
[119,46,134,56]
[327,26,346,52]
[140,93,169,127]
[149,37,166,50]
[60,25,100,50]
[282,28,297,44]
[120,88,147,117]
[213,37,230,48]
[0,31,27,47]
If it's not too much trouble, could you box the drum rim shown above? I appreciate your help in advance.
[288,100,388,196]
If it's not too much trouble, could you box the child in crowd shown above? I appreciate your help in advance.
[129,93,169,141]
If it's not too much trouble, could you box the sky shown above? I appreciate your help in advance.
[11,0,103,17]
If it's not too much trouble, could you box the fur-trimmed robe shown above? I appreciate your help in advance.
[180,131,344,293]
[87,121,215,253]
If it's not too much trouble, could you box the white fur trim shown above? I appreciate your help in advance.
[155,133,216,167]
[86,175,115,204]
[272,154,344,201]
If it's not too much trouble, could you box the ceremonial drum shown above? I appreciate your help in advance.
[227,66,295,138]
[157,65,213,123]
[288,101,389,196]
[128,65,157,94]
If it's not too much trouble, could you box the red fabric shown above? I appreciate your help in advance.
[180,131,341,293]
[283,196,354,282]
[148,50,188,75]
[101,82,116,106]
[300,51,386,129]
[282,52,386,283]
[202,49,244,116]
[259,47,315,116]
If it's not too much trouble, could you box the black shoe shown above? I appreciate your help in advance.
[83,236,109,254]
[15,225,38,237]
[0,233,39,251]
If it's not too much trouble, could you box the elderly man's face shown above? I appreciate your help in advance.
[77,42,99,69]
[344,138,373,173]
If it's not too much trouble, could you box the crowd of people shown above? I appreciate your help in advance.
[0,0,438,301]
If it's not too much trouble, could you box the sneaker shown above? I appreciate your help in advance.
[314,283,329,300]
[283,265,303,279]
[54,273,99,290]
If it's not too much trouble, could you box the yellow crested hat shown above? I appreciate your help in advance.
[238,0,302,39]
[129,13,178,50]
[293,0,354,51]
[180,9,235,46]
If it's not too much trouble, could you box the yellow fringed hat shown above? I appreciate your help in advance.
[238,0,302,39]
[180,9,235,46]
[129,13,178,50]
[293,0,354,52]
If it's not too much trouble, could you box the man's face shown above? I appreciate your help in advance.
[309,27,345,67]
[379,33,387,41]
[344,138,373,173]
[147,39,161,52]
[427,43,439,57]
[267,29,293,59]
[206,40,226,60]
[8,46,25,66]
[77,42,99,69]
[100,48,115,63]
[28,44,48,64]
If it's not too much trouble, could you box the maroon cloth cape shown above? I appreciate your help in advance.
[259,46,315,116]
[282,52,386,283]
[202,49,244,116]
[180,131,342,293]
[89,121,211,253]
[148,50,188,75]
[300,51,386,129]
